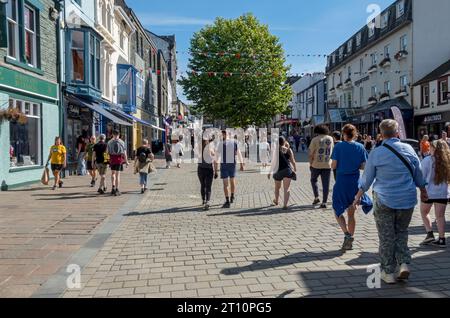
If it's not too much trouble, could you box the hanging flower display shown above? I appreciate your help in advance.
[0,108,28,125]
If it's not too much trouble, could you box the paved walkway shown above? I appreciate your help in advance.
[1,152,450,298]
[49,152,449,298]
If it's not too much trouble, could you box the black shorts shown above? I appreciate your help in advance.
[422,199,449,205]
[86,161,94,171]
[110,164,123,172]
[51,164,63,172]
[273,168,295,182]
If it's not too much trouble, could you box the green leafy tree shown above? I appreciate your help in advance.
[179,14,292,127]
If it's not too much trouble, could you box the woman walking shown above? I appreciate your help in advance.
[134,139,155,194]
[269,137,297,210]
[46,137,67,190]
[197,138,218,211]
[420,140,450,248]
[331,125,373,251]
[165,142,172,169]
[172,139,184,168]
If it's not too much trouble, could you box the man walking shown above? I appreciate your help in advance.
[354,120,428,284]
[92,134,108,194]
[218,130,245,208]
[107,130,128,196]
[309,125,334,209]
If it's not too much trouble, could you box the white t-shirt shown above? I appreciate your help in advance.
[421,156,450,200]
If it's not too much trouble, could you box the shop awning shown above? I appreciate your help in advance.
[66,95,132,126]
[275,119,299,127]
[109,107,165,132]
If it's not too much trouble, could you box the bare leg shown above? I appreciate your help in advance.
[230,178,236,196]
[111,171,117,189]
[420,203,433,233]
[335,215,349,235]
[282,178,292,208]
[53,170,60,187]
[274,181,282,205]
[223,179,229,198]
[115,172,120,189]
[434,203,447,239]
[347,205,356,236]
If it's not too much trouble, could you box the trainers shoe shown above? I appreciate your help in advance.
[222,201,231,209]
[111,188,116,196]
[341,236,354,251]
[312,198,320,206]
[52,185,57,190]
[421,232,435,245]
[59,181,63,188]
[90,180,95,187]
[320,203,327,209]
[381,271,397,285]
[204,202,211,211]
[230,195,235,204]
[431,238,447,248]
[397,264,410,281]
[141,188,145,194]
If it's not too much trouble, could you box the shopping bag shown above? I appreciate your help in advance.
[41,166,50,185]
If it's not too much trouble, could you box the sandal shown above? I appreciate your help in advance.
[272,200,279,206]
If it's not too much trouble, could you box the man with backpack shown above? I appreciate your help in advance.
[107,130,128,196]
[135,139,155,194]
[92,134,109,194]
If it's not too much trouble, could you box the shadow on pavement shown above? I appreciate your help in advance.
[210,205,317,217]
[123,205,223,216]
[221,250,344,276]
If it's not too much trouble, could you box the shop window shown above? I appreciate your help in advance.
[9,98,41,168]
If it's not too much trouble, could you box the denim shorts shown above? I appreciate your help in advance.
[221,164,236,179]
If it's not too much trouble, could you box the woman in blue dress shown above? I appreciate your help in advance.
[331,124,373,252]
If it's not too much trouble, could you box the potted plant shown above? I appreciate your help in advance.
[0,108,28,125]
[368,65,378,74]
[336,83,343,89]
[368,97,378,105]
[380,93,390,102]
[394,50,408,61]
[395,88,408,97]
[379,57,391,68]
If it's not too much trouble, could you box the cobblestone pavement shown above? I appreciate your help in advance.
[0,161,166,298]
[53,152,450,298]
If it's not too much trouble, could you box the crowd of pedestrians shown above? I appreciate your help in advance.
[42,119,450,286]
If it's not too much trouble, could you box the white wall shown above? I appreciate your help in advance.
[412,0,450,83]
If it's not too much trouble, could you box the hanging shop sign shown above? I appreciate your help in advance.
[423,114,443,124]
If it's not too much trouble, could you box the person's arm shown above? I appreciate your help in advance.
[236,146,245,171]
[331,160,338,170]
[289,149,297,172]
[308,141,316,166]
[46,149,52,165]
[413,156,429,202]
[353,154,376,206]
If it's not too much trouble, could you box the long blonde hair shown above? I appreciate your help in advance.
[432,140,450,185]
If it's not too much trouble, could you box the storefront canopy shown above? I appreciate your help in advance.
[66,95,132,127]
[109,107,165,132]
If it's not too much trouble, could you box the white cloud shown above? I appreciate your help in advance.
[137,14,213,27]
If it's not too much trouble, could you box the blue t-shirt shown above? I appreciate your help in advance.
[331,141,368,175]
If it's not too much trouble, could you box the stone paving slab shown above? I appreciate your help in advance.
[54,152,450,298]
[0,160,166,298]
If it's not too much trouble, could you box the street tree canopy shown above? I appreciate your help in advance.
[178,14,293,128]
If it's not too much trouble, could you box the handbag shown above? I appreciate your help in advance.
[41,166,50,185]
[149,163,156,173]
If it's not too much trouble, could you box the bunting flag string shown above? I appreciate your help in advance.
[174,50,402,59]
[142,67,410,78]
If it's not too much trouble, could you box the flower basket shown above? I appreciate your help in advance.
[394,50,408,61]
[368,65,378,74]
[368,97,378,105]
[0,108,28,125]
[379,57,391,68]
[380,93,390,102]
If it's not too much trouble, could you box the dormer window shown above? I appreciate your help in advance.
[339,47,344,60]
[382,12,389,29]
[356,32,362,47]
[396,0,405,19]
[368,20,376,38]
[347,40,353,54]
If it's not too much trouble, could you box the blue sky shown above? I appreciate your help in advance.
[127,0,394,102]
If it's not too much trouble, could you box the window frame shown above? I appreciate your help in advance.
[396,0,405,19]
[400,35,408,51]
[24,4,37,67]
[381,12,389,29]
[6,0,20,60]
[384,81,391,94]
[400,75,408,91]
[438,77,449,105]
[421,84,430,108]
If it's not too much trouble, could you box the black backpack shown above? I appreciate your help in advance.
[138,151,148,164]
